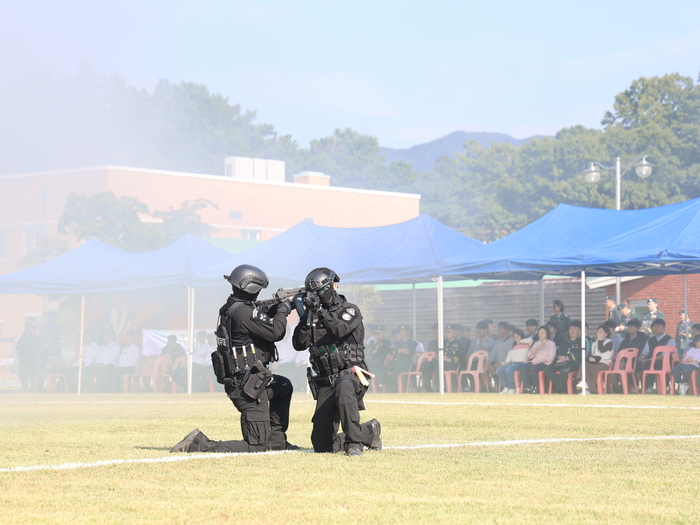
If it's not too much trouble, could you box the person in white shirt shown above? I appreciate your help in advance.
[192,331,213,392]
[116,330,141,370]
[66,330,100,392]
[94,331,121,392]
[172,330,213,392]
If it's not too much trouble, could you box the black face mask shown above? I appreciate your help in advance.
[318,284,335,307]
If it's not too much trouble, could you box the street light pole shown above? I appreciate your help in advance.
[584,155,654,303]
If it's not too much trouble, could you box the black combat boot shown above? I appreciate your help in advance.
[366,419,382,451]
[345,443,363,456]
[170,428,207,453]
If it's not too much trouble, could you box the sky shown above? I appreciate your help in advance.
[1,0,699,149]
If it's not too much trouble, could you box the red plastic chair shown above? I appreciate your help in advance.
[121,355,155,393]
[398,352,435,393]
[536,370,553,394]
[167,356,189,393]
[35,373,67,393]
[598,348,639,395]
[642,346,677,395]
[458,351,490,393]
[141,354,173,393]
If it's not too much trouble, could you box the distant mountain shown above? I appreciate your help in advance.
[380,131,544,172]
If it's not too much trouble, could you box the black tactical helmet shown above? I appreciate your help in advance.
[224,264,269,294]
[305,267,340,293]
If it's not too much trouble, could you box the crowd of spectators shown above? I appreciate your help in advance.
[10,295,699,396]
[13,314,217,393]
[365,297,699,395]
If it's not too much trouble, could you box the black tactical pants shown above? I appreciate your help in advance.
[194,373,293,453]
[311,374,374,453]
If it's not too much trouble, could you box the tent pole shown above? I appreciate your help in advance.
[412,283,416,339]
[77,295,85,395]
[437,276,444,395]
[683,272,689,351]
[187,286,195,395]
[581,271,586,397]
[539,278,545,326]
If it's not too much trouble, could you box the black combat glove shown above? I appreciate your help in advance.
[276,300,292,316]
[223,377,236,388]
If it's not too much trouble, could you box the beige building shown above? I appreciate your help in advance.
[0,159,420,345]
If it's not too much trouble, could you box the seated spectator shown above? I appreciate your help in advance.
[545,320,587,394]
[525,319,539,342]
[546,319,564,352]
[366,325,392,391]
[471,320,494,357]
[94,331,121,392]
[66,330,100,392]
[603,320,624,355]
[384,324,418,392]
[619,318,648,361]
[577,325,613,394]
[676,310,691,355]
[421,324,465,392]
[639,318,676,394]
[460,325,472,342]
[673,334,700,396]
[549,300,571,336]
[489,321,513,383]
[114,330,141,391]
[522,326,556,393]
[161,335,186,358]
[181,330,212,392]
[497,329,529,394]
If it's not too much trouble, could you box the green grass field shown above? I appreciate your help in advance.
[1,392,699,524]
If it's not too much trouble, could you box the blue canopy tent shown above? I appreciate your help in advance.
[440,198,700,280]
[0,234,234,394]
[193,214,484,393]
[193,214,484,287]
[440,197,700,395]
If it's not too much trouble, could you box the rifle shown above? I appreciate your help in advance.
[257,287,306,317]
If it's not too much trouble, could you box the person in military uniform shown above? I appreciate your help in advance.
[549,300,571,336]
[365,324,392,391]
[615,301,638,331]
[292,268,381,457]
[641,298,664,335]
[543,320,588,394]
[170,264,296,454]
[421,323,466,392]
[384,324,418,392]
[605,296,624,327]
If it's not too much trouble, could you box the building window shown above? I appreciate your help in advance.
[303,217,314,224]
[25,226,42,254]
[228,210,243,220]
[241,229,261,241]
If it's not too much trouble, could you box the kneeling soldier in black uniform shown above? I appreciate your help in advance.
[292,267,382,456]
[171,264,297,453]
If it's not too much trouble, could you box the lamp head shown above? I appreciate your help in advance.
[635,157,653,179]
[584,164,601,183]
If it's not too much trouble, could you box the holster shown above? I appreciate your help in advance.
[307,367,318,400]
[242,360,273,401]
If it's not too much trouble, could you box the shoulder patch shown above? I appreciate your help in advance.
[341,312,352,321]
[346,308,356,316]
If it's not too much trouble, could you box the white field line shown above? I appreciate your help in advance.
[2,434,700,473]
[370,400,700,410]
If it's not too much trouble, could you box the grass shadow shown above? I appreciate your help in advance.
[134,446,172,451]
